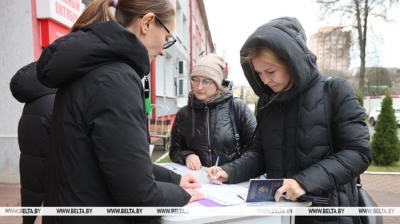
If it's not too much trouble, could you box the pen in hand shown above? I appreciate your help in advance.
[211,156,220,184]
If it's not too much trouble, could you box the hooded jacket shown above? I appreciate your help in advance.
[220,17,372,224]
[169,88,256,167]
[36,21,190,224]
[10,62,56,224]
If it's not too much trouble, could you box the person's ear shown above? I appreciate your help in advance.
[140,13,156,34]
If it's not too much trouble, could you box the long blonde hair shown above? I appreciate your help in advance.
[71,0,175,32]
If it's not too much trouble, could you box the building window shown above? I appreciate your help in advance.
[176,77,187,96]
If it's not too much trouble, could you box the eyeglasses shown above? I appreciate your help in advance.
[190,77,214,87]
[154,16,177,49]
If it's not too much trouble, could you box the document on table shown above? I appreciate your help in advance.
[196,184,248,206]
[157,163,189,171]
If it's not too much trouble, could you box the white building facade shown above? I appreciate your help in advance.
[154,0,191,114]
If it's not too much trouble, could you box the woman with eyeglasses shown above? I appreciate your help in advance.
[36,0,203,223]
[169,54,256,170]
[206,17,372,224]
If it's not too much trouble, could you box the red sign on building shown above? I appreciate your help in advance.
[40,20,70,47]
[36,0,82,48]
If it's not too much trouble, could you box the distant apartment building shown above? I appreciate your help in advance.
[308,27,351,72]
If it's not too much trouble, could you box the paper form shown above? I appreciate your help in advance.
[157,163,189,171]
[196,184,248,206]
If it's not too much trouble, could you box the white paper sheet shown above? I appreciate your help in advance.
[158,163,189,171]
[196,184,249,206]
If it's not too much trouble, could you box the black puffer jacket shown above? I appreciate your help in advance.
[36,21,190,224]
[169,90,256,167]
[221,17,372,224]
[10,62,56,224]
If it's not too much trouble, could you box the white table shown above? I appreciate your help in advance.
[157,163,311,224]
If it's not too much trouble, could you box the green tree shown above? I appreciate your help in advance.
[365,67,391,95]
[367,67,391,86]
[356,90,364,107]
[371,89,400,165]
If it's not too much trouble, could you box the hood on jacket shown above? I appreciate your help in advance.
[240,17,320,100]
[10,62,57,103]
[37,21,150,88]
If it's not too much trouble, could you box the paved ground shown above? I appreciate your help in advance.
[151,142,169,162]
[359,173,400,224]
[1,143,399,224]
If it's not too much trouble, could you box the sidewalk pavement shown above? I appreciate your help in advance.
[1,173,399,224]
[359,173,400,224]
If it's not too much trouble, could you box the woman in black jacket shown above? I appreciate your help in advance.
[36,0,203,223]
[169,54,256,170]
[10,61,56,224]
[206,17,372,224]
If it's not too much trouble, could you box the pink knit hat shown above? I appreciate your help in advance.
[191,54,226,88]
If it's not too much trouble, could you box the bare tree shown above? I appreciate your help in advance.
[366,67,391,95]
[315,0,399,94]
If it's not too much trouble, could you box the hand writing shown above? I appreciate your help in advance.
[205,166,229,184]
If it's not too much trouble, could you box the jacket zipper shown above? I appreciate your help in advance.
[281,102,288,177]
[205,105,212,165]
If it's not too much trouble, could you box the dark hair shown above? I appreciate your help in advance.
[71,0,175,32]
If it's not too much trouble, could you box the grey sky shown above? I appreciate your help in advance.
[203,0,400,87]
